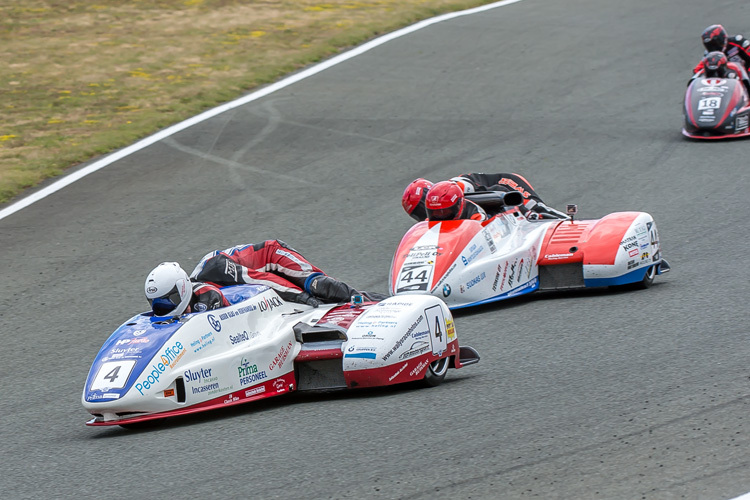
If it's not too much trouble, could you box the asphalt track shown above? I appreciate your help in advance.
[2,0,750,498]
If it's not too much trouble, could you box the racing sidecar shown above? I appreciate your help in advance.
[390,192,670,309]
[683,75,750,139]
[82,285,479,427]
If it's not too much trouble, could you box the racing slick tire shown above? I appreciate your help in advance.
[631,264,656,290]
[614,264,656,291]
[422,357,449,387]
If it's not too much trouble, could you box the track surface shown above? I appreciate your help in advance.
[2,0,750,498]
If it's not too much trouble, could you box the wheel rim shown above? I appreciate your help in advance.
[429,357,449,377]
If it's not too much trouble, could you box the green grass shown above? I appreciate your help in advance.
[0,0,496,205]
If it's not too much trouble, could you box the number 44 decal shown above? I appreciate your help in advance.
[423,305,449,355]
[90,360,136,391]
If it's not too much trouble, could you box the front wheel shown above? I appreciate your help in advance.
[635,264,656,289]
[422,357,449,387]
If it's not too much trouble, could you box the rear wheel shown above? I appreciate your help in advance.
[422,357,449,387]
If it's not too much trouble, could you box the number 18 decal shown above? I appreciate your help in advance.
[698,97,721,110]
[91,360,136,391]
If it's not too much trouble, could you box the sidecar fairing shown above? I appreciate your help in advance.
[82,285,478,426]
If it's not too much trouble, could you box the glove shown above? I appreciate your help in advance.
[293,292,321,308]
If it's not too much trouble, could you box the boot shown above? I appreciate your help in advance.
[308,275,359,303]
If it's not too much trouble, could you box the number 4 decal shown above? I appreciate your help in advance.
[423,305,448,355]
[91,360,136,391]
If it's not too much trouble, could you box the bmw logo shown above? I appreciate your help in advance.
[443,284,451,297]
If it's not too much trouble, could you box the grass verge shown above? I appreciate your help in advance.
[0,0,496,205]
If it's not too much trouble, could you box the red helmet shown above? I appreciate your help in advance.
[703,51,729,77]
[425,181,465,221]
[702,24,727,53]
[402,178,433,221]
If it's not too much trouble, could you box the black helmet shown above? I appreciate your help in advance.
[703,51,729,78]
[702,24,728,52]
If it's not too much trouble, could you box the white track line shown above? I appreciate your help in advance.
[0,0,523,222]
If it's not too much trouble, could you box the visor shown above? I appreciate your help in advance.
[148,285,182,316]
[409,203,428,222]
[427,204,461,221]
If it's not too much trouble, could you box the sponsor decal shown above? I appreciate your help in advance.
[483,229,497,254]
[132,329,147,336]
[269,341,293,371]
[627,259,640,270]
[432,263,457,291]
[399,341,430,360]
[273,378,287,393]
[257,296,283,313]
[208,314,221,332]
[507,260,518,288]
[382,316,424,361]
[190,331,216,353]
[135,341,185,395]
[494,262,508,292]
[410,359,429,377]
[628,248,639,257]
[737,115,749,131]
[87,393,121,400]
[465,272,487,290]
[388,363,409,382]
[228,330,261,345]
[105,346,143,359]
[192,382,220,394]
[545,253,574,260]
[219,303,258,320]
[115,337,149,346]
[641,252,650,261]
[238,358,268,386]
[245,386,266,398]
[163,388,175,397]
[461,243,484,266]
[446,319,456,342]
[442,284,451,297]
[345,352,377,359]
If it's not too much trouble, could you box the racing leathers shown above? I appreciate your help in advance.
[449,172,568,219]
[190,282,231,313]
[693,33,750,73]
[457,200,488,221]
[189,240,361,306]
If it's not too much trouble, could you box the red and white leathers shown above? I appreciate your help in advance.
[189,240,364,305]
[190,240,325,302]
[449,172,567,219]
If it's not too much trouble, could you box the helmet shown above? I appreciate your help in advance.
[425,181,465,221]
[703,51,729,77]
[702,24,727,52]
[402,178,433,221]
[145,262,192,316]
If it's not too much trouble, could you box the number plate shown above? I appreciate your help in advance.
[396,264,433,293]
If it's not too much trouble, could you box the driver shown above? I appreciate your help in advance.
[693,24,750,74]
[690,51,750,94]
[424,181,487,221]
[145,240,367,317]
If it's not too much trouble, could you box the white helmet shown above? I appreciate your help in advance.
[145,262,192,316]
